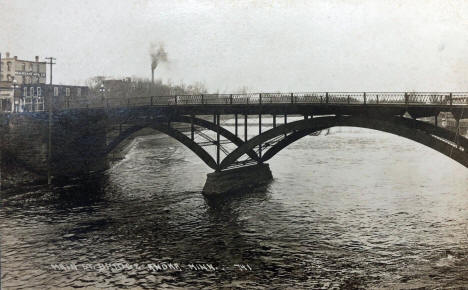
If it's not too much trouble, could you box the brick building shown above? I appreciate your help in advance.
[18,84,89,112]
[0,52,89,112]
[0,52,47,84]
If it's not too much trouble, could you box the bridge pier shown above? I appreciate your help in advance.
[202,163,273,196]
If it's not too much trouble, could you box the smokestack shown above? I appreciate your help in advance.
[35,56,39,62]
[6,52,10,58]
[149,43,167,84]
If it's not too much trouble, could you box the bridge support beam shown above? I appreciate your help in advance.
[202,163,273,196]
[234,113,238,137]
[216,114,220,167]
[244,114,248,141]
[190,115,194,140]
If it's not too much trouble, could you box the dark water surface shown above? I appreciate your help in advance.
[1,122,468,289]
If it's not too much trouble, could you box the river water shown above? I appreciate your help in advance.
[1,117,468,289]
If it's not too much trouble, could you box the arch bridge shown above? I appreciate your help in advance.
[2,92,467,194]
[97,92,468,193]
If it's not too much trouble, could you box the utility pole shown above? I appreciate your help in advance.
[45,57,56,85]
[45,57,56,185]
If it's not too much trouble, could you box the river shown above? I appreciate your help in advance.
[1,117,468,289]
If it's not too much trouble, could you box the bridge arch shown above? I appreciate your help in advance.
[220,116,468,169]
[105,116,260,170]
[106,124,218,169]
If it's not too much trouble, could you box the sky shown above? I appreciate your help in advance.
[2,0,468,92]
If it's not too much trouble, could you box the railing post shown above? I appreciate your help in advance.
[326,92,329,104]
[347,95,350,104]
[290,93,294,104]
[259,93,262,105]
[363,92,366,105]
[449,93,453,106]
[230,94,233,105]
[376,94,379,104]
[150,96,153,106]
[201,94,204,105]
[404,92,408,105]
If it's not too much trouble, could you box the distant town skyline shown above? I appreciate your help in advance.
[2,0,468,93]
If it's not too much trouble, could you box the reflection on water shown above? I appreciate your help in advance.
[1,125,468,289]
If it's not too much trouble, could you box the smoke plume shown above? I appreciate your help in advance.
[150,43,168,71]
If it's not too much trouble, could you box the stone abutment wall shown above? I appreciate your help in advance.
[0,109,108,188]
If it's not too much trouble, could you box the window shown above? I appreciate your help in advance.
[66,88,70,97]
[54,87,59,97]
[77,88,81,97]
[36,97,44,111]
[23,87,28,97]
[24,97,32,112]
[37,87,41,96]
[30,87,35,96]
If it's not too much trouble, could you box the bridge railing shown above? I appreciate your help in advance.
[365,92,405,104]
[34,91,468,112]
[407,93,448,104]
[453,93,468,105]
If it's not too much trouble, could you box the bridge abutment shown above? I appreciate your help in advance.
[1,110,108,188]
[202,163,273,196]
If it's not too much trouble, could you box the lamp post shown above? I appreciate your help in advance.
[11,79,19,112]
[99,84,106,106]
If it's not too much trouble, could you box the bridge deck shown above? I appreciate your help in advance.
[6,91,468,114]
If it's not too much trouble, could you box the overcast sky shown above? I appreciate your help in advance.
[2,0,468,92]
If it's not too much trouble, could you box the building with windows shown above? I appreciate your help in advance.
[19,84,89,112]
[0,52,90,112]
[0,52,47,84]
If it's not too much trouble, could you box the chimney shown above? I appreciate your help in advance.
[35,56,39,62]
[151,66,154,84]
[14,56,17,60]
[6,52,10,58]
